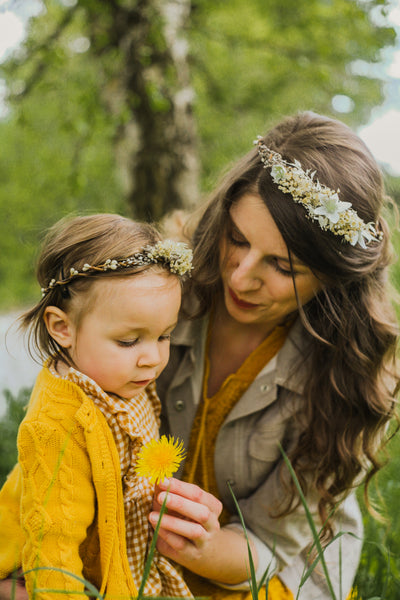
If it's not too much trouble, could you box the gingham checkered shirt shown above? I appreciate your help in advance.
[50,362,192,598]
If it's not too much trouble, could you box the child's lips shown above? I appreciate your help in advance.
[133,378,153,387]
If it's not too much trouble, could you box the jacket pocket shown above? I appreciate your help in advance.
[248,421,285,463]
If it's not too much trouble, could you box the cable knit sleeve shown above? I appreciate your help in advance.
[18,411,96,600]
[0,464,25,577]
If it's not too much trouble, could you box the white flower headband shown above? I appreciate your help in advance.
[254,137,382,248]
[41,240,193,297]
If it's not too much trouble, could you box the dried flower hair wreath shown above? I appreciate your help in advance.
[41,240,193,297]
[254,137,383,248]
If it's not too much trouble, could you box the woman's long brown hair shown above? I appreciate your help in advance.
[186,112,399,536]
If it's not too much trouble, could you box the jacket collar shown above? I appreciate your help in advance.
[171,313,310,395]
[222,319,309,423]
[271,317,310,394]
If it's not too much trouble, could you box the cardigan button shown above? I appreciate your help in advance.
[260,383,271,393]
[174,399,185,411]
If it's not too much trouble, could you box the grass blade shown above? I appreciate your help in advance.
[227,481,260,600]
[24,566,104,598]
[137,490,169,600]
[279,443,337,599]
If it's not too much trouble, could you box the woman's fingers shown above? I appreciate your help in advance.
[150,478,223,555]
[150,510,206,541]
[157,478,223,522]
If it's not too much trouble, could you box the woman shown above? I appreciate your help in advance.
[151,112,400,599]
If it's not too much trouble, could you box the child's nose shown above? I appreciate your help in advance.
[137,343,161,368]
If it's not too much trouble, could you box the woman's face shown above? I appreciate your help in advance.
[219,193,322,332]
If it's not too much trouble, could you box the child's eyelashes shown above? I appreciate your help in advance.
[116,334,171,347]
[117,339,139,348]
[159,334,171,342]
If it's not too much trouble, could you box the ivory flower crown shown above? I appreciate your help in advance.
[254,137,382,248]
[41,240,193,297]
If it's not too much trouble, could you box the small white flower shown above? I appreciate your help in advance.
[313,193,352,224]
[348,228,370,248]
[270,164,286,182]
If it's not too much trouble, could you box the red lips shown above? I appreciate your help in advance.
[228,287,259,309]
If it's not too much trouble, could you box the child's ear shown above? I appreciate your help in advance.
[44,306,74,348]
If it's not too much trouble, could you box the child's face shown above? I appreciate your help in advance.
[66,271,181,400]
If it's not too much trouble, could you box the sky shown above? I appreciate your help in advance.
[0,0,400,175]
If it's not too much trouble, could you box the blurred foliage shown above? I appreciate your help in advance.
[0,388,29,487]
[354,427,400,597]
[0,0,398,309]
[190,0,397,186]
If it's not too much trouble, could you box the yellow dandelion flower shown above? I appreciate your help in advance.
[135,435,186,484]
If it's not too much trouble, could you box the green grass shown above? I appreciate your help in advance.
[353,430,400,598]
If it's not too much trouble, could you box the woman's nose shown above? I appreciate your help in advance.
[230,252,262,291]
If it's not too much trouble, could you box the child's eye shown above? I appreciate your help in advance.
[159,334,171,342]
[117,339,138,347]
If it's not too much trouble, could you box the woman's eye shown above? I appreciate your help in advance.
[117,339,138,347]
[228,230,248,247]
[271,258,293,277]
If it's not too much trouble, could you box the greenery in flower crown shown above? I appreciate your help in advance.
[254,137,383,248]
[41,240,193,296]
[144,240,193,276]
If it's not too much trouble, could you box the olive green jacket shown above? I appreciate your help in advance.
[157,316,363,600]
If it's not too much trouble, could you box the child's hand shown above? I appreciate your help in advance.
[149,478,253,585]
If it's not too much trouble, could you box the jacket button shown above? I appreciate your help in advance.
[260,383,271,393]
[174,399,185,411]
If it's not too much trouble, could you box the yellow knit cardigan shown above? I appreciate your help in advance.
[0,367,138,600]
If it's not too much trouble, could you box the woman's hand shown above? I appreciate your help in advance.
[150,478,256,585]
[0,571,28,600]
[151,477,223,556]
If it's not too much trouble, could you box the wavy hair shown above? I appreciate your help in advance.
[187,112,399,531]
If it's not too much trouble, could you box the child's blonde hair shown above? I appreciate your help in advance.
[21,213,167,363]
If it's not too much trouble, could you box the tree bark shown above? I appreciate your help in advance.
[110,0,199,221]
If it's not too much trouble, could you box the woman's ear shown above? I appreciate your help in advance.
[44,306,74,348]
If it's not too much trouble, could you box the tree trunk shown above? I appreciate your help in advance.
[111,0,199,221]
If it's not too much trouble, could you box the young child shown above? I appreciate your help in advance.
[0,213,193,599]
